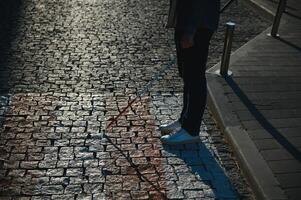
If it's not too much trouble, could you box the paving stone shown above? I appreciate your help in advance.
[64,185,82,194]
[261,149,294,161]
[40,185,64,195]
[166,189,184,199]
[184,190,205,198]
[276,173,301,189]
[268,160,301,174]
[284,188,301,200]
[254,138,282,150]
[50,177,69,185]
[131,191,149,199]
[66,168,83,177]
[51,194,74,200]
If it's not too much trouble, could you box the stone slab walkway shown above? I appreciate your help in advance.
[207,0,301,199]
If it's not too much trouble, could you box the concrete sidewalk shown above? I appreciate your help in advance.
[207,0,301,199]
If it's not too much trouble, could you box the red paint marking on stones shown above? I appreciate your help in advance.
[106,98,138,129]
[104,96,167,199]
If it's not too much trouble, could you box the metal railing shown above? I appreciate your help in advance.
[270,0,287,37]
[220,22,236,77]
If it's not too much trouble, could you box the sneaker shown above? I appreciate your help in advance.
[159,120,181,135]
[160,128,200,145]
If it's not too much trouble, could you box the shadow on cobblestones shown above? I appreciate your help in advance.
[0,0,22,94]
[0,0,22,143]
[162,143,239,199]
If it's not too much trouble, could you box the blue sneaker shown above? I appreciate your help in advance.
[160,128,200,145]
[159,120,181,135]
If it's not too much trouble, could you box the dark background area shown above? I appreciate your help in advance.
[0,0,21,94]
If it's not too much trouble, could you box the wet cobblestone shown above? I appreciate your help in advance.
[0,0,270,199]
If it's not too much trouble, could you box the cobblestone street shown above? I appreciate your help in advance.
[0,0,270,199]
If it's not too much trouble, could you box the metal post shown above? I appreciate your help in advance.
[220,22,235,77]
[270,0,287,37]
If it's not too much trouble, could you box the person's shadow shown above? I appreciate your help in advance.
[162,142,240,199]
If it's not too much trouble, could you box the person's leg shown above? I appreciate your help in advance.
[175,29,188,124]
[181,27,213,136]
[159,30,186,135]
[175,29,184,78]
[179,78,188,124]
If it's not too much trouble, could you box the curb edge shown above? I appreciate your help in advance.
[206,74,288,200]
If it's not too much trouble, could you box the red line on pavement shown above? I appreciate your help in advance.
[106,98,138,129]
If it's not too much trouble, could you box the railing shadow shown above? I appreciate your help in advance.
[225,76,301,161]
[268,0,295,11]
[276,36,301,52]
[284,11,301,20]
[162,142,240,199]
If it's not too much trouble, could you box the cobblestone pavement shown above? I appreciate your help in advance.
[0,0,270,199]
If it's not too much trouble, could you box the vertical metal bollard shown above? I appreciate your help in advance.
[270,0,287,37]
[220,22,235,77]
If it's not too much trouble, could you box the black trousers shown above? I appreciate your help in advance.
[175,27,213,135]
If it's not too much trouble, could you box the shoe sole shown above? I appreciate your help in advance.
[159,127,179,135]
[161,137,200,145]
[159,122,181,135]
